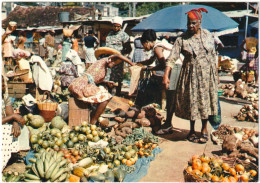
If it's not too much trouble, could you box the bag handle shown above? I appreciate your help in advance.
[40,91,55,103]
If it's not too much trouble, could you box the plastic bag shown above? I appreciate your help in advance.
[208,97,221,130]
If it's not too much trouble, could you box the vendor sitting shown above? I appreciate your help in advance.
[2,74,29,170]
[68,52,134,125]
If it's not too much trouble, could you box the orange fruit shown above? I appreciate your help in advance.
[201,155,210,163]
[122,159,127,164]
[222,163,230,171]
[192,159,202,171]
[235,164,245,172]
[229,168,237,176]
[201,165,211,173]
[221,177,229,182]
[151,144,157,149]
[240,173,249,182]
[211,175,220,182]
[186,166,193,174]
[249,170,257,177]
[192,169,203,178]
[192,154,200,161]
[228,176,237,182]
[216,158,223,165]
[234,175,240,182]
[126,160,132,166]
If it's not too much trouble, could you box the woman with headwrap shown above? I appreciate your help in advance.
[163,8,218,143]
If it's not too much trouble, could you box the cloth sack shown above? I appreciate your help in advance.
[129,65,143,95]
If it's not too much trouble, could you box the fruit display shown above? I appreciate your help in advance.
[235,102,258,122]
[184,154,258,182]
[2,171,24,182]
[24,149,70,182]
[24,113,45,128]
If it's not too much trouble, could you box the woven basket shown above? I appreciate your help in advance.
[63,28,74,37]
[37,91,58,122]
[183,156,258,182]
[6,66,29,81]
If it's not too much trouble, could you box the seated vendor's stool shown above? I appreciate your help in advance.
[69,97,91,128]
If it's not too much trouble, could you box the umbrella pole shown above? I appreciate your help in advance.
[245,2,249,39]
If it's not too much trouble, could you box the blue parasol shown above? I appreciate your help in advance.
[132,4,239,34]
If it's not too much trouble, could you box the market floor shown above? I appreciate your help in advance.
[140,100,258,182]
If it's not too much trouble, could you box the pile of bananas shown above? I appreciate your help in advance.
[25,150,70,182]
[2,171,24,182]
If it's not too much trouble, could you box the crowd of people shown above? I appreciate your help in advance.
[1,7,259,170]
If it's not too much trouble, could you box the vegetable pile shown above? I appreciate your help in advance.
[184,154,258,182]
[221,80,258,100]
[235,102,258,122]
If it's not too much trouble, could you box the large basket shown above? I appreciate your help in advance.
[183,156,258,182]
[37,91,58,122]
[6,65,29,82]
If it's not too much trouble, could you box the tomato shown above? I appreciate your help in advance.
[64,153,71,158]
[201,165,211,173]
[229,168,237,176]
[234,175,240,182]
[222,163,230,171]
[72,149,79,156]
[114,159,121,166]
[192,169,203,178]
[235,164,245,172]
[81,121,88,126]
[56,139,63,146]
[74,126,81,132]
[249,170,257,177]
[78,134,85,141]
[126,160,132,166]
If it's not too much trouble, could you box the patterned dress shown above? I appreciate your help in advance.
[106,30,130,82]
[68,58,112,103]
[166,29,218,121]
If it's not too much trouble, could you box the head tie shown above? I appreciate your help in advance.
[186,8,208,20]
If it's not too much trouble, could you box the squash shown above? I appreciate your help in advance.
[29,115,45,128]
[51,116,66,129]
[77,157,93,168]
[89,171,106,182]
[68,174,80,182]
[73,167,88,178]
[113,168,126,182]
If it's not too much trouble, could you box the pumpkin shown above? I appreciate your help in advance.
[69,174,80,182]
[73,167,88,178]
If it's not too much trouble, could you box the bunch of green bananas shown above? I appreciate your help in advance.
[24,150,71,182]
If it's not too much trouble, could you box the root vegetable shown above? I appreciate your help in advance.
[121,127,132,134]
[115,128,127,138]
[135,118,150,127]
[100,118,109,128]
[126,110,135,118]
[137,110,146,119]
[114,117,125,123]
[118,122,140,129]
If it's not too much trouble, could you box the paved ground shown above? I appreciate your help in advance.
[140,75,258,182]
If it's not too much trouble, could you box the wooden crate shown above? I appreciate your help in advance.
[8,82,27,98]
[68,97,91,128]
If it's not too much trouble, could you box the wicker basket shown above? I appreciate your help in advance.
[6,65,29,82]
[183,156,258,182]
[37,91,58,122]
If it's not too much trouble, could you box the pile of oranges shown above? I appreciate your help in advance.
[185,154,257,182]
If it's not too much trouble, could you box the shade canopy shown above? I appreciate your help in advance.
[132,4,239,33]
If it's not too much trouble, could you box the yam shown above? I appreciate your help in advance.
[137,110,146,119]
[143,127,152,133]
[114,117,125,123]
[126,110,135,118]
[118,122,140,129]
[121,127,132,134]
[100,118,109,128]
[115,128,127,138]
[138,118,151,127]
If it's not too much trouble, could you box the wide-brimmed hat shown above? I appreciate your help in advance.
[94,47,121,59]
[112,16,123,26]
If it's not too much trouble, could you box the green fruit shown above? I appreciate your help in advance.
[67,140,74,148]
[92,130,98,136]
[60,144,67,149]
[69,132,75,139]
[71,136,78,143]
[42,140,49,149]
[56,139,63,146]
[30,135,38,144]
[48,140,55,147]
[114,159,121,166]
[78,134,85,141]
[124,152,131,160]
[86,129,92,135]
[104,147,111,154]
[87,134,93,140]
[74,126,81,131]
[81,126,87,133]
[92,136,100,142]
[37,139,43,145]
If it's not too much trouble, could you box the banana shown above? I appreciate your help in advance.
[44,157,50,173]
[53,151,58,160]
[29,158,36,163]
[57,151,64,158]
[24,173,40,180]
[36,159,44,178]
[56,156,63,163]
[57,173,68,182]
[49,163,60,180]
[34,153,41,158]
[45,151,52,161]
[24,178,41,182]
[51,168,65,182]
[45,162,57,179]
[25,164,32,169]
[32,163,40,177]
[41,151,46,162]
[59,159,68,167]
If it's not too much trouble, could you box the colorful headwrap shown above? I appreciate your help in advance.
[186,8,208,20]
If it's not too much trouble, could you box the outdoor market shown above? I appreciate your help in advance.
[1,2,259,182]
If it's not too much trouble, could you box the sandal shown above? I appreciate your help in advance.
[156,126,173,135]
[199,134,209,144]
[187,133,200,143]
